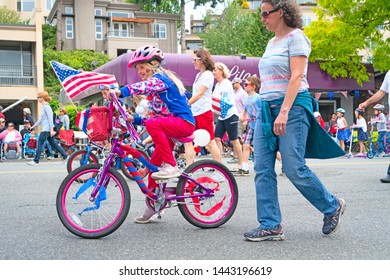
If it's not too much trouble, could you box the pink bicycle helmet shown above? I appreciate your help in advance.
[128,45,164,68]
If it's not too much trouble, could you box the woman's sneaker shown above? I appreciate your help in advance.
[322,198,346,235]
[244,225,285,241]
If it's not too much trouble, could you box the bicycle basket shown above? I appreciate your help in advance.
[76,106,111,141]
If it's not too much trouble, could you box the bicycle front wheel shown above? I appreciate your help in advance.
[176,159,238,229]
[57,164,131,239]
[66,149,100,174]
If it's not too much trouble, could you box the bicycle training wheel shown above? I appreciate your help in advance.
[66,149,100,174]
[121,148,149,180]
[176,159,238,229]
[56,164,131,239]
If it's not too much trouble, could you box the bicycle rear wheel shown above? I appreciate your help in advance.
[66,149,100,173]
[57,164,131,239]
[176,159,238,229]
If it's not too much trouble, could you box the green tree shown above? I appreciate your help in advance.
[0,5,22,24]
[199,3,273,57]
[43,49,112,127]
[43,49,112,95]
[42,24,57,50]
[304,0,390,85]
[126,0,225,53]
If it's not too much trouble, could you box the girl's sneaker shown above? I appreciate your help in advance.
[151,163,180,180]
[134,208,163,224]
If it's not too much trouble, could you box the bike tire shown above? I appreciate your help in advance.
[120,148,150,180]
[66,149,100,174]
[56,164,131,239]
[176,159,238,229]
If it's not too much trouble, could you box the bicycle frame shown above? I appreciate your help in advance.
[86,92,218,208]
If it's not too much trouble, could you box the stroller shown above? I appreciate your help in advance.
[58,130,76,155]
[22,132,38,159]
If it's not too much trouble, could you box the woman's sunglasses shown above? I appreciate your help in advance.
[261,8,280,19]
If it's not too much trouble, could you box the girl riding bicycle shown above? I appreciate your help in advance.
[115,45,195,223]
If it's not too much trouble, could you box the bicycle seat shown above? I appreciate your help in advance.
[174,134,195,143]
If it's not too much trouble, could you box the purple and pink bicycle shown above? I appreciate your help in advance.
[56,92,238,239]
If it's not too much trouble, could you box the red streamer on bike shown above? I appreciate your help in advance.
[186,177,226,216]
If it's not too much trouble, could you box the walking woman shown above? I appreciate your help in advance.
[184,48,221,164]
[244,0,346,242]
[27,91,68,165]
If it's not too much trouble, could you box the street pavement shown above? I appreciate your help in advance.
[0,155,390,260]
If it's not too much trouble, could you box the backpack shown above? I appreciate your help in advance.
[53,113,63,134]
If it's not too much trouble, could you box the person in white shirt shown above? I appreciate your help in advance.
[351,108,368,156]
[359,70,390,183]
[185,48,220,164]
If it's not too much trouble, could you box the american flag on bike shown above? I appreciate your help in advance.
[50,61,117,101]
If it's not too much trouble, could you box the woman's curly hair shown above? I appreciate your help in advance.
[262,0,303,29]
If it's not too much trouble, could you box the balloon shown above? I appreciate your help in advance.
[193,129,210,147]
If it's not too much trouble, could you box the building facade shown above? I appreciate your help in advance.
[1,0,55,22]
[47,0,179,58]
[0,2,44,127]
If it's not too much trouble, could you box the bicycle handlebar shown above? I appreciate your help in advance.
[108,90,140,142]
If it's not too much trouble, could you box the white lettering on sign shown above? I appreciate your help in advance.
[229,65,258,81]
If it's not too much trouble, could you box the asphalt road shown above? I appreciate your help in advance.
[1,155,389,262]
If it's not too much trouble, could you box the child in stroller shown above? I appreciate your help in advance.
[23,130,38,159]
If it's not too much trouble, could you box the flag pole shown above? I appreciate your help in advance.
[64,88,79,113]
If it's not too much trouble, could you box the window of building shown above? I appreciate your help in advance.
[0,42,33,78]
[187,41,203,50]
[66,17,74,39]
[46,0,55,11]
[64,6,74,15]
[153,24,167,39]
[96,19,103,40]
[302,16,312,27]
[249,0,262,10]
[95,9,102,16]
[17,0,35,12]
[107,11,134,18]
[112,22,134,37]
[297,0,316,4]
[192,26,204,34]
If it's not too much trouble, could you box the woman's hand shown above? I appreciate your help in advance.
[50,130,56,137]
[274,111,288,136]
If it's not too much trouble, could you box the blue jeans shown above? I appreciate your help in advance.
[253,105,339,229]
[34,131,67,163]
[377,131,386,153]
[43,140,54,156]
